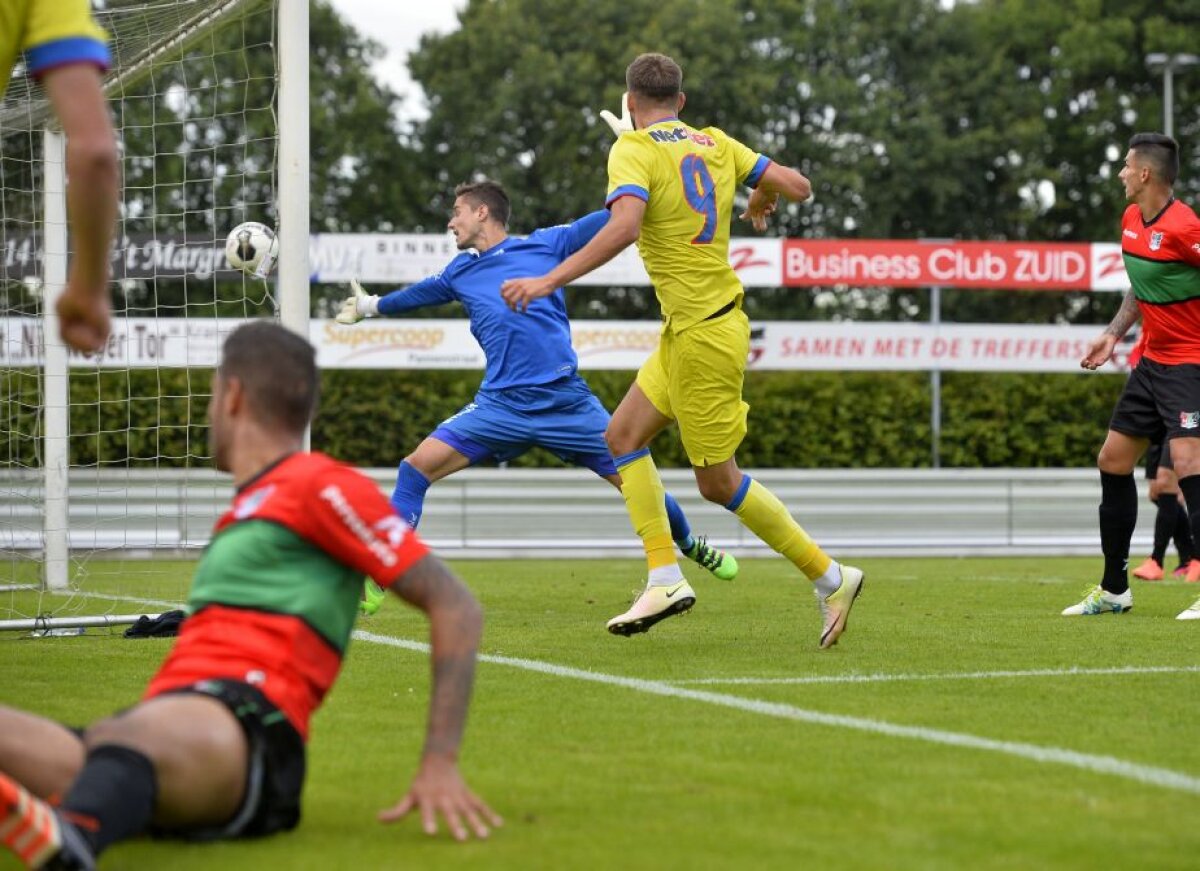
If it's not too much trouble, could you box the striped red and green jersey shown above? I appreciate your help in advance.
[1120,199,1200,365]
[143,452,428,740]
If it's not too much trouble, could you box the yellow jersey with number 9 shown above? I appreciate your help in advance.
[605,118,769,333]
[0,0,109,101]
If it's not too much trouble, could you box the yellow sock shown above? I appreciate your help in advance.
[732,478,831,580]
[616,451,677,572]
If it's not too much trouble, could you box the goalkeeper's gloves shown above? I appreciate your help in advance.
[599,92,633,138]
[335,279,380,325]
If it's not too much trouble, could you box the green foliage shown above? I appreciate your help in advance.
[68,369,211,469]
[939,371,1122,467]
[0,357,1130,472]
[398,0,1199,323]
[0,367,1122,471]
[310,368,1117,470]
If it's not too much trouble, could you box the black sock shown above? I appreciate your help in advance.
[1099,472,1137,594]
[1178,475,1200,568]
[1174,501,1194,564]
[1151,495,1179,565]
[60,744,158,856]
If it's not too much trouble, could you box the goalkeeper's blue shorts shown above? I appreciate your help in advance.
[430,374,618,477]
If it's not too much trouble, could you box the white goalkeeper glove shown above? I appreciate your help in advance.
[599,92,633,137]
[335,278,380,325]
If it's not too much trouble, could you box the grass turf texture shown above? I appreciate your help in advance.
[2,556,1199,870]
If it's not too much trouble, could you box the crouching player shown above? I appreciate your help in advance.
[0,322,499,870]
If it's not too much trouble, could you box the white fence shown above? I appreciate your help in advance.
[0,467,1162,558]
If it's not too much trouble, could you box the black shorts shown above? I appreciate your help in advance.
[1144,441,1174,479]
[1111,358,1200,444]
[157,679,306,841]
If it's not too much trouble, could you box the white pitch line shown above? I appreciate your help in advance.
[355,631,1200,797]
[62,591,1200,796]
[670,665,1200,686]
[63,591,181,610]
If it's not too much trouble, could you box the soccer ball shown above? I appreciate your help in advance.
[225,221,279,278]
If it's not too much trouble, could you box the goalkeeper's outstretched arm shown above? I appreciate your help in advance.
[598,92,632,137]
[335,275,456,324]
[335,279,378,324]
[500,197,643,312]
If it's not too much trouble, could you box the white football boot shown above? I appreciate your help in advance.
[1061,585,1132,616]
[606,580,695,636]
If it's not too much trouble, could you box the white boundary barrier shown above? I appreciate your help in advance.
[0,467,1158,558]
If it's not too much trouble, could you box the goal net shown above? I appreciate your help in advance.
[0,0,281,633]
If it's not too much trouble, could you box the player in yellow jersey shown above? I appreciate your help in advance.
[2,0,118,352]
[502,53,865,648]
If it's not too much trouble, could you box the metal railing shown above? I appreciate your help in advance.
[0,467,1157,558]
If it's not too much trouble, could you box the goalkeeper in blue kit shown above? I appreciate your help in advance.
[337,180,737,615]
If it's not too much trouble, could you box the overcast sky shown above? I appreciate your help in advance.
[325,0,466,121]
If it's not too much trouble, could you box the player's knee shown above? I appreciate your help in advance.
[1097,445,1134,475]
[605,425,633,458]
[84,710,133,742]
[1175,457,1200,479]
[696,476,736,506]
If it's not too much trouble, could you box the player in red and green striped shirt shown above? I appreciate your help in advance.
[0,322,500,870]
[1068,132,1200,621]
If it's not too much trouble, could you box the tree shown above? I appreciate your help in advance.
[87,1,423,314]
[403,0,1198,324]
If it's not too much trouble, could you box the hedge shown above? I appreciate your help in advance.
[0,368,1123,470]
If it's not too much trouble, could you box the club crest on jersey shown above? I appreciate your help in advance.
[1149,231,1164,251]
[233,484,276,519]
[1181,411,1200,430]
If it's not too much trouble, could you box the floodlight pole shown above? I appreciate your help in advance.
[1145,53,1200,139]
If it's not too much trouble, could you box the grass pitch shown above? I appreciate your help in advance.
[2,556,1199,870]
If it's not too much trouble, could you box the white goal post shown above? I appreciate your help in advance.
[0,0,309,630]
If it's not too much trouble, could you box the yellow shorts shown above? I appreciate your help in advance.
[636,308,750,467]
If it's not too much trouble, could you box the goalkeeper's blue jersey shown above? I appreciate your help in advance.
[377,211,609,391]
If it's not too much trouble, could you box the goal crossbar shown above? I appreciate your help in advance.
[0,0,270,131]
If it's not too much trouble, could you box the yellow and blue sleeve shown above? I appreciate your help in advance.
[605,135,652,207]
[23,0,109,78]
[714,128,771,189]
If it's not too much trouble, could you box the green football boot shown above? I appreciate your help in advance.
[682,535,739,581]
[359,579,386,616]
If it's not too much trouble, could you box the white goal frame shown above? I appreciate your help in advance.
[33,0,309,599]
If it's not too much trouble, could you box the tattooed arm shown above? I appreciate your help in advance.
[1082,289,1141,370]
[1105,289,1141,339]
[378,554,502,841]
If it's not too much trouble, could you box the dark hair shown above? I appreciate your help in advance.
[454,179,511,227]
[218,320,318,433]
[1129,132,1180,185]
[626,53,683,102]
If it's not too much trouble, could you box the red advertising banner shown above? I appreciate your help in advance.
[309,235,1129,291]
[782,240,1095,290]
